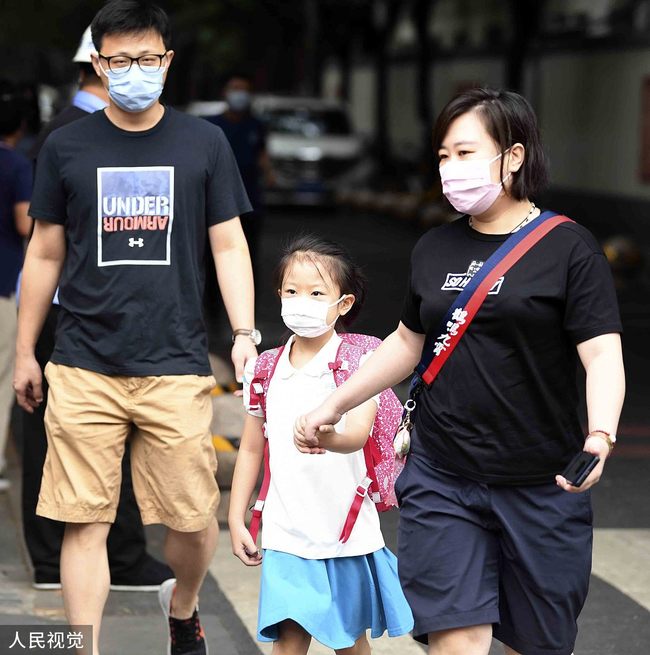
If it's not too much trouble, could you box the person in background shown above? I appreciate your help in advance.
[207,72,273,281]
[0,80,32,492]
[22,25,173,593]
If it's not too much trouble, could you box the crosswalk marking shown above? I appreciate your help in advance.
[592,529,650,611]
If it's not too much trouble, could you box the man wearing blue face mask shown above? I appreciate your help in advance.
[22,23,174,596]
[15,2,258,654]
[207,73,273,282]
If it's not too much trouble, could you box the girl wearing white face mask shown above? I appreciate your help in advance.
[229,235,413,655]
[296,89,624,655]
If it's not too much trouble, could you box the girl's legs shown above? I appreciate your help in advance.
[335,633,371,655]
[272,620,311,655]
[427,625,493,655]
[503,647,522,655]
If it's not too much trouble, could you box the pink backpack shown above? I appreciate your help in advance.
[247,333,405,544]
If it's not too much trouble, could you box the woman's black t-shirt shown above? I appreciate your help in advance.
[401,215,622,485]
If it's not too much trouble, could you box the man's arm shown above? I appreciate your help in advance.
[14,220,65,412]
[208,217,256,381]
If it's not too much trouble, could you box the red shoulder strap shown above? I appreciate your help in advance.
[250,346,284,417]
[248,345,284,544]
[328,340,381,543]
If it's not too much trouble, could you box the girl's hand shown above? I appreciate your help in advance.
[555,436,610,493]
[315,424,337,450]
[229,523,263,566]
[300,403,343,446]
[294,415,326,454]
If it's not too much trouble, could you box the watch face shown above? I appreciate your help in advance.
[250,329,262,345]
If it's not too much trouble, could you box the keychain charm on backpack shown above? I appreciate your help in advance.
[394,398,416,457]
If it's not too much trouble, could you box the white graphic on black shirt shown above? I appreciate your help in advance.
[97,166,174,267]
[441,260,504,295]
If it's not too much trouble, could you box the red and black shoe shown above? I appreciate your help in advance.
[159,578,208,655]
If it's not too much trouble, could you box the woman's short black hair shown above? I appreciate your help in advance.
[432,87,549,200]
[91,0,171,52]
[274,234,367,330]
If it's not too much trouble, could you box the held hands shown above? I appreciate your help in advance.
[555,435,610,493]
[293,404,343,454]
[13,354,43,413]
[229,522,262,567]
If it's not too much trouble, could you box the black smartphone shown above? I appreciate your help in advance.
[561,451,600,487]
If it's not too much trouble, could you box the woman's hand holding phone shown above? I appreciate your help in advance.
[555,436,610,493]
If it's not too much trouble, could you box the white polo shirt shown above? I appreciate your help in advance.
[243,332,385,559]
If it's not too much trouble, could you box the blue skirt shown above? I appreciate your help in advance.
[258,547,414,649]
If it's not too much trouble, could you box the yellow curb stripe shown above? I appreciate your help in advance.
[212,435,236,452]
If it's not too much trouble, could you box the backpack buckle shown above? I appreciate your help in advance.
[355,476,372,497]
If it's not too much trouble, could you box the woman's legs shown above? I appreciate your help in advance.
[428,625,493,655]
[336,633,371,655]
[503,646,522,655]
[271,620,311,655]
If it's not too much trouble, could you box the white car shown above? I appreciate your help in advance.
[254,95,371,205]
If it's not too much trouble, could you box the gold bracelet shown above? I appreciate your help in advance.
[586,431,614,454]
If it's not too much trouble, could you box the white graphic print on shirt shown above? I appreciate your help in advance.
[97,166,174,267]
[441,259,504,295]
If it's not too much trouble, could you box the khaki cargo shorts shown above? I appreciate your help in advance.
[37,363,220,532]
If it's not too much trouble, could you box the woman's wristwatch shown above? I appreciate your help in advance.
[232,328,262,346]
[586,429,616,454]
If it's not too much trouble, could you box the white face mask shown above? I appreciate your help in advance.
[281,295,346,338]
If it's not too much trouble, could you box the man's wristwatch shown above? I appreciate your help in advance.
[232,328,262,346]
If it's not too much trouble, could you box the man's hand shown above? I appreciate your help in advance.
[229,522,262,567]
[231,336,257,383]
[555,436,610,493]
[14,354,43,413]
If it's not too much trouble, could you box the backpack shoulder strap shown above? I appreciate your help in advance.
[248,345,285,545]
[328,339,366,386]
[250,346,284,417]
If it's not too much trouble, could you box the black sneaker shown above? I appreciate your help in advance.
[110,554,174,592]
[33,572,62,591]
[159,579,208,655]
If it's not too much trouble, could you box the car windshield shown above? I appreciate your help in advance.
[263,107,351,137]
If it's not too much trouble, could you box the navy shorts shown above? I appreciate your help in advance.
[395,444,593,655]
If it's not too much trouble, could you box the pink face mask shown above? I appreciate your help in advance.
[439,152,511,216]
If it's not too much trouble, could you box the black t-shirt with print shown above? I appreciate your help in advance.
[401,215,622,485]
[29,107,252,376]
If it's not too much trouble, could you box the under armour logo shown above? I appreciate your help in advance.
[128,238,144,248]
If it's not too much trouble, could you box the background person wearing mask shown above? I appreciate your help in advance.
[207,73,273,282]
[23,25,173,592]
[0,80,32,492]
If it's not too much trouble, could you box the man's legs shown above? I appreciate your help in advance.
[61,522,111,655]
[164,516,219,617]
[23,306,171,589]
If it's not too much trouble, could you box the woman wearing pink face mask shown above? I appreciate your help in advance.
[295,88,625,655]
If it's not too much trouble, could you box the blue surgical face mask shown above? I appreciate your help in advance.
[226,90,251,112]
[101,63,166,113]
